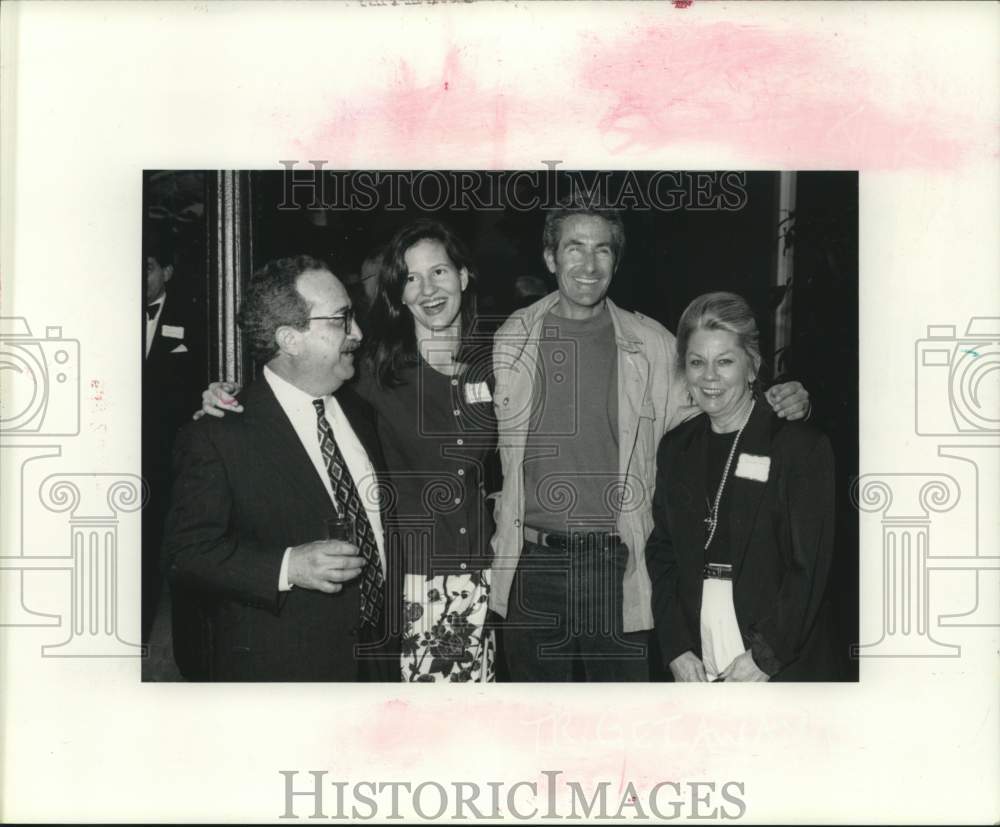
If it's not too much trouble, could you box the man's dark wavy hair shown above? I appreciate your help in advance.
[238,254,328,364]
[364,219,479,388]
[542,192,626,266]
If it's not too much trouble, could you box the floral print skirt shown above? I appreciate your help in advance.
[401,569,495,683]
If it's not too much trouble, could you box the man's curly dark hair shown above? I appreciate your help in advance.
[238,254,328,364]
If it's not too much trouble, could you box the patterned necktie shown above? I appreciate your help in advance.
[312,398,384,626]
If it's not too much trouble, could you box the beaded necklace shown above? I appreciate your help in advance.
[703,399,755,551]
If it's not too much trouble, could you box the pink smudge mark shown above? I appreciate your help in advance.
[617,753,629,798]
[289,23,991,171]
[578,22,988,170]
[291,47,509,169]
[672,0,693,8]
[364,699,438,768]
[359,699,597,767]
[89,379,103,402]
[348,697,845,785]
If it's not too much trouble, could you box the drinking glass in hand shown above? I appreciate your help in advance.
[325,515,356,545]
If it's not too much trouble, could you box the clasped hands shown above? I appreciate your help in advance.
[669,650,769,682]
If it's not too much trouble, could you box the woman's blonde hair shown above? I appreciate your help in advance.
[674,291,763,381]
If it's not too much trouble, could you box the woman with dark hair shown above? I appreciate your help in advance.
[200,220,497,682]
[356,219,497,682]
[646,292,840,682]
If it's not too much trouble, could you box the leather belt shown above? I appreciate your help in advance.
[523,525,621,551]
[703,562,733,580]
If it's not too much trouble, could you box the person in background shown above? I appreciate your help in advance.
[510,274,551,312]
[646,292,840,682]
[340,248,385,324]
[141,229,200,651]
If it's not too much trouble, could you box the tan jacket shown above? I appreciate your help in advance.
[489,293,697,632]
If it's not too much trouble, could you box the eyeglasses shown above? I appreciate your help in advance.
[307,308,355,331]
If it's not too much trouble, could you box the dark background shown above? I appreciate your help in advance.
[144,169,858,681]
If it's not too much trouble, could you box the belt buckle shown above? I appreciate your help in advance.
[529,527,619,552]
[703,562,732,580]
[569,531,618,551]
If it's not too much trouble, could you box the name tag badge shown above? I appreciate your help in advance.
[162,324,185,340]
[464,381,492,404]
[735,453,770,483]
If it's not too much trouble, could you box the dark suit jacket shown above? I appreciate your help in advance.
[144,291,203,444]
[646,402,842,681]
[142,290,204,645]
[143,293,206,532]
[162,376,399,682]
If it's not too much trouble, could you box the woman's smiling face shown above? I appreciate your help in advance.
[401,238,468,335]
[684,327,757,428]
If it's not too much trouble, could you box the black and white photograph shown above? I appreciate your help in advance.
[2,2,997,823]
[140,168,860,684]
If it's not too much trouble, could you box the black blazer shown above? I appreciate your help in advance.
[143,292,203,511]
[163,377,399,682]
[142,291,205,645]
[144,291,203,441]
[646,402,841,681]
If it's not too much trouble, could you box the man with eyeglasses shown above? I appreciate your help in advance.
[163,254,397,681]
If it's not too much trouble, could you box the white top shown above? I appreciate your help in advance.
[263,365,386,590]
[145,293,166,357]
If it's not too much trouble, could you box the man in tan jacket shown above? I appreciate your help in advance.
[490,198,810,681]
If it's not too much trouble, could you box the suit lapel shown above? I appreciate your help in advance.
[241,380,337,519]
[729,401,773,581]
[148,293,186,361]
[670,417,709,564]
[147,302,168,361]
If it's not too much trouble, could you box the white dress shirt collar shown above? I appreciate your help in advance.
[144,292,167,357]
[263,363,328,420]
[262,365,385,566]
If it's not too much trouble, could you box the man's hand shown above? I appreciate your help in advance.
[719,650,770,682]
[287,540,365,593]
[765,381,810,421]
[669,650,708,682]
[192,381,244,421]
